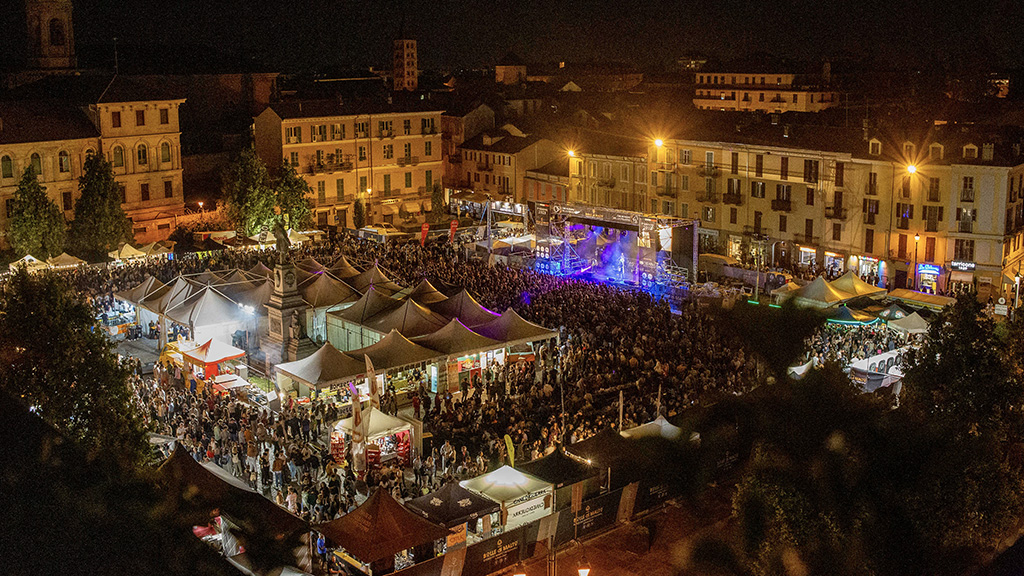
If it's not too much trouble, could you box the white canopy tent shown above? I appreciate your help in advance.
[829,270,887,298]
[621,415,683,441]
[460,466,554,530]
[8,254,49,273]
[887,311,930,334]
[46,252,86,269]
[336,407,413,443]
[786,276,854,308]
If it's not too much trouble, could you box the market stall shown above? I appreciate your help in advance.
[334,407,415,466]
[181,338,246,379]
[828,270,887,299]
[163,285,252,348]
[887,311,930,334]
[108,242,146,261]
[300,273,361,341]
[327,254,361,279]
[8,254,49,273]
[46,252,86,269]
[517,447,599,511]
[362,298,448,338]
[473,308,559,348]
[784,276,854,309]
[316,488,449,575]
[412,319,503,394]
[565,427,636,491]
[427,288,500,328]
[326,289,403,350]
[396,278,449,305]
[828,305,879,325]
[406,482,501,547]
[275,342,365,399]
[461,466,554,531]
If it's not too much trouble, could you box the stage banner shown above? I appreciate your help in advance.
[421,222,430,246]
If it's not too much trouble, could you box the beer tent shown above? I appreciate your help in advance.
[428,289,499,327]
[406,482,500,529]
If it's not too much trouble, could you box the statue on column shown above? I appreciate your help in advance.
[272,218,292,264]
[289,310,302,341]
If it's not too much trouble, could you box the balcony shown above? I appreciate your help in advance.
[355,131,369,139]
[653,162,675,171]
[697,165,720,178]
[397,156,420,167]
[793,233,820,245]
[655,186,676,197]
[378,130,394,139]
[597,177,616,188]
[477,162,493,172]
[309,161,354,174]
[423,126,438,135]
[825,205,847,219]
[723,192,743,205]
[958,221,974,233]
[697,190,720,203]
[771,198,792,211]
[960,189,975,202]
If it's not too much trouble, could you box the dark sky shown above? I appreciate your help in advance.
[64,0,1024,71]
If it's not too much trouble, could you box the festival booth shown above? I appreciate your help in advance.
[474,308,559,348]
[346,329,445,401]
[349,264,405,296]
[396,278,449,305]
[317,488,449,575]
[877,302,910,321]
[517,448,600,512]
[362,299,449,338]
[8,254,49,273]
[163,285,251,348]
[565,427,636,491]
[46,252,86,269]
[406,482,501,548]
[181,339,246,379]
[113,276,166,335]
[461,466,554,532]
[829,270,887,299]
[887,311,930,335]
[249,262,274,279]
[138,241,175,258]
[427,288,500,328]
[300,273,362,341]
[621,415,684,441]
[886,288,956,312]
[326,289,403,351]
[770,281,802,302]
[335,407,415,467]
[274,342,365,401]
[412,319,503,394]
[108,242,147,262]
[785,276,854,309]
[327,254,361,279]
[827,305,879,325]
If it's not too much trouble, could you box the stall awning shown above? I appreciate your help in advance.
[181,339,246,366]
[460,465,553,505]
[621,415,683,441]
[950,271,974,284]
[336,407,412,441]
[277,343,364,389]
[406,482,500,528]
[380,204,399,215]
[887,288,956,311]
[516,447,598,489]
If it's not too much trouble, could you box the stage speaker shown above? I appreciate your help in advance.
[672,224,697,273]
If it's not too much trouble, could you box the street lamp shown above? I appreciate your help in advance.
[1015,273,1021,320]
[913,233,920,290]
[654,138,664,148]
[907,164,917,174]
[198,201,204,212]
[568,150,575,157]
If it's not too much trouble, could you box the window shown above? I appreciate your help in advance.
[58,151,70,173]
[929,144,943,160]
[336,178,345,198]
[360,176,368,192]
[112,111,121,128]
[729,207,738,224]
[727,178,741,194]
[405,172,412,188]
[358,146,367,162]
[802,159,818,183]
[290,152,299,166]
[730,152,739,174]
[30,153,41,175]
[805,219,814,240]
[355,121,368,137]
[140,183,150,201]
[898,234,908,259]
[778,214,787,232]
[378,120,393,136]
[832,222,841,241]
[903,143,915,159]
[680,175,689,190]
[49,19,66,45]
[680,149,692,165]
[751,181,765,198]
[923,205,943,232]
[954,238,975,260]
[312,125,327,142]
[705,151,715,169]
[62,191,72,211]
[137,144,148,165]
[956,208,976,232]
[896,202,914,228]
[156,108,168,125]
[805,187,814,206]
[136,110,145,126]
[759,93,765,102]
[383,174,391,192]
[793,93,798,103]
[961,177,974,201]
[425,170,433,188]
[780,157,789,180]
[663,201,674,215]
[424,141,432,157]
[702,206,715,222]
[925,237,936,262]
[869,140,881,155]
[383,145,393,159]
[754,211,763,232]
[285,126,302,143]
[834,161,844,187]
[1,156,11,178]
[865,229,874,253]
[964,145,978,159]
[863,199,879,225]
[621,165,629,181]
[331,124,345,140]
[403,119,411,135]
[421,118,435,133]
[776,184,791,200]
[113,146,124,167]
[160,142,171,163]
[755,155,763,177]
[317,181,326,204]
[928,177,940,202]
[163,181,173,198]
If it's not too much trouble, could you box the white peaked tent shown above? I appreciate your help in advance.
[109,243,146,260]
[621,415,683,441]
[8,254,49,272]
[276,342,365,392]
[887,311,930,334]
[460,466,554,529]
[46,252,86,269]
[788,276,854,308]
[829,270,887,298]
[336,407,413,443]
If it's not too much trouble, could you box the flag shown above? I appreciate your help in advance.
[504,434,516,467]
[420,222,430,246]
[365,354,380,410]
[449,219,458,243]
[348,382,366,473]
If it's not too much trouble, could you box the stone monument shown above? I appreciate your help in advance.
[261,223,315,369]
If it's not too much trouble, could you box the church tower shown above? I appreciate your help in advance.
[25,0,76,70]
[392,13,417,91]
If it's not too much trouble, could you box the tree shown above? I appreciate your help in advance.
[275,160,312,230]
[353,197,366,229]
[69,153,132,257]
[430,182,446,223]
[223,148,275,236]
[0,269,150,469]
[9,166,66,258]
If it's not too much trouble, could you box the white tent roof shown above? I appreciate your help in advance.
[8,254,48,272]
[770,281,801,296]
[790,276,854,308]
[460,465,553,505]
[164,286,249,328]
[887,311,930,334]
[621,415,683,441]
[336,407,412,440]
[276,343,364,388]
[46,252,86,268]
[829,271,887,298]
[108,243,146,260]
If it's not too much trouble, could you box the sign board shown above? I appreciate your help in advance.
[420,222,430,246]
[460,526,527,576]
[449,220,459,243]
[951,260,976,272]
[995,304,1009,316]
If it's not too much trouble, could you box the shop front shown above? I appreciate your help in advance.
[916,263,942,294]
[948,260,976,293]
[447,347,506,394]
[824,251,845,275]
[797,245,817,268]
[852,255,884,287]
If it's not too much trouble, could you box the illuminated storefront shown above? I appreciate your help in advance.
[916,263,941,293]
[824,251,844,274]
[949,260,976,289]
[798,246,816,267]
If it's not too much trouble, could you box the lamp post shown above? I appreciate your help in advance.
[913,233,920,290]
[1015,273,1021,320]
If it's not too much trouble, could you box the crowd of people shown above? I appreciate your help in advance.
[803,323,913,368]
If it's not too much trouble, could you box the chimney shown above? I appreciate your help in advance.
[862,118,869,141]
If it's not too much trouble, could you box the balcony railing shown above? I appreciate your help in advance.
[652,162,675,171]
[960,189,975,202]
[793,233,820,245]
[423,126,438,135]
[655,186,676,197]
[397,156,420,167]
[825,205,846,219]
[477,163,493,172]
[596,177,616,188]
[697,165,720,178]
[697,191,720,203]
[448,153,462,164]
[378,130,394,139]
[309,161,354,174]
[863,213,877,225]
[958,221,974,233]
[771,198,792,211]
[723,192,743,205]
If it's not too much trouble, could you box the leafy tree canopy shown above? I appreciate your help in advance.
[9,166,66,259]
[222,148,275,236]
[353,197,366,230]
[274,160,313,231]
[69,153,132,257]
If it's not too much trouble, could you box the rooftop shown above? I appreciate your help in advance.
[4,73,187,104]
[460,128,544,154]
[0,100,99,145]
[267,97,444,120]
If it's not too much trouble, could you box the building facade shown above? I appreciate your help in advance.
[568,144,649,213]
[392,38,417,91]
[458,127,561,204]
[25,0,76,70]
[441,102,495,189]
[253,99,443,229]
[693,72,838,113]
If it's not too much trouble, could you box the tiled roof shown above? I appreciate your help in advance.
[0,100,99,145]
[460,129,543,154]
[268,97,444,120]
[528,158,569,177]
[4,74,186,104]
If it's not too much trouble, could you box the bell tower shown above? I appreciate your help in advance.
[25,0,75,70]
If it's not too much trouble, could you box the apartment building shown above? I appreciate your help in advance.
[441,101,495,189]
[524,159,569,204]
[567,136,649,213]
[693,71,838,113]
[458,127,561,204]
[0,76,186,246]
[644,127,1024,296]
[253,99,443,228]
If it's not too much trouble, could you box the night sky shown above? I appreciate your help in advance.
[52,0,1024,71]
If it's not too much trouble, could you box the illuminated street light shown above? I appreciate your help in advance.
[907,164,917,174]
[654,138,664,147]
[568,150,575,157]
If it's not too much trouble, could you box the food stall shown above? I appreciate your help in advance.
[333,407,414,467]
[460,466,554,532]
